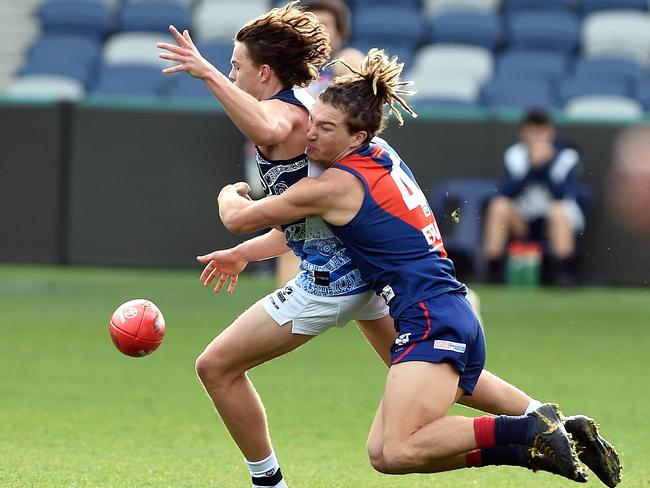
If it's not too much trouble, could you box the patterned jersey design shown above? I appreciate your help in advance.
[255,87,369,296]
[330,138,466,316]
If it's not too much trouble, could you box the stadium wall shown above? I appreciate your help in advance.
[0,102,64,264]
[1,103,647,284]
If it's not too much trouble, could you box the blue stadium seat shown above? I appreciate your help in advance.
[118,1,190,33]
[28,34,102,66]
[637,79,650,111]
[428,177,499,280]
[481,76,558,109]
[580,0,647,15]
[507,11,580,53]
[572,57,643,87]
[503,0,574,11]
[430,11,502,50]
[38,0,112,38]
[91,65,169,96]
[169,40,234,99]
[197,39,234,76]
[352,5,424,53]
[352,42,417,70]
[20,34,102,86]
[354,0,421,6]
[415,99,479,108]
[20,61,95,87]
[559,77,632,105]
[169,76,214,99]
[497,50,568,82]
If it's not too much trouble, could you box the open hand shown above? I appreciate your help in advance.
[157,25,214,79]
[196,249,248,294]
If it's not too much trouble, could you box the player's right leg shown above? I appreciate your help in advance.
[196,298,313,488]
[196,300,312,459]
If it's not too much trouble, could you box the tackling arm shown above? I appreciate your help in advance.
[218,170,356,234]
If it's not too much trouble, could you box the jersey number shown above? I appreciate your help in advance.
[389,156,431,217]
[389,154,442,247]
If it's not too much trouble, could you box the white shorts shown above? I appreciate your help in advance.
[262,279,389,336]
[514,198,585,232]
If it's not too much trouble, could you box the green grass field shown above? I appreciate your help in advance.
[0,265,648,488]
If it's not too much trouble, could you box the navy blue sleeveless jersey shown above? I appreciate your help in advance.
[329,138,467,317]
[256,87,369,296]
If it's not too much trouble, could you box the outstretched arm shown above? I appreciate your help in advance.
[197,228,291,294]
[157,25,295,146]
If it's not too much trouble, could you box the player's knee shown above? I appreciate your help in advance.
[381,442,417,473]
[195,351,215,385]
[367,441,388,473]
[195,344,237,388]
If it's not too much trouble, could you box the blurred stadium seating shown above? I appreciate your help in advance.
[0,0,649,118]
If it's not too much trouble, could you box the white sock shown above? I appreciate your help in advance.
[524,399,543,415]
[246,450,288,488]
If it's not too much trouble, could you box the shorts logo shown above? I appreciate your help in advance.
[395,333,412,346]
[276,291,287,303]
[381,285,395,304]
[269,296,279,310]
[284,285,294,295]
[434,340,466,353]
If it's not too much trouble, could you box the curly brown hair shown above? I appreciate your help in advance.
[235,1,332,88]
[320,49,417,143]
[301,0,351,42]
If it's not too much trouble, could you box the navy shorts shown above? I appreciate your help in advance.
[390,292,486,395]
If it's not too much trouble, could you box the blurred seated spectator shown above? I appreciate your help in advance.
[483,109,585,285]
[302,0,363,96]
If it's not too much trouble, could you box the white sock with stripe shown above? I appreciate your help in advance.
[246,450,288,488]
[524,399,543,415]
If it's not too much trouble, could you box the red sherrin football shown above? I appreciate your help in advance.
[109,299,165,357]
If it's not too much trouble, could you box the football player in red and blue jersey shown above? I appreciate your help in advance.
[219,49,621,486]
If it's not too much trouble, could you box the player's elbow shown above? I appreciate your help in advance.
[219,210,243,234]
[221,212,260,234]
[222,216,248,234]
[250,132,278,147]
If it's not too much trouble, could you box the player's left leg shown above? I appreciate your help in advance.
[370,293,584,479]
[375,362,584,479]
[380,361,470,473]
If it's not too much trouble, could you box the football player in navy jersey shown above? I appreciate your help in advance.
[157,5,403,488]
[218,49,621,486]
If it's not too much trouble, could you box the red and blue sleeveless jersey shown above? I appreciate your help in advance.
[329,138,467,317]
